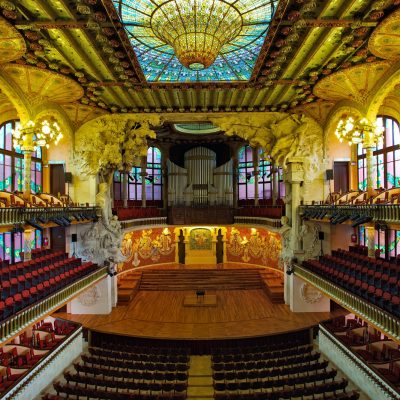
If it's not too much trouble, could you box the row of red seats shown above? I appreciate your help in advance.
[238,199,285,207]
[302,258,400,318]
[20,247,52,260]
[114,200,162,208]
[1,257,82,300]
[116,207,162,221]
[0,251,68,280]
[0,261,97,321]
[236,206,284,219]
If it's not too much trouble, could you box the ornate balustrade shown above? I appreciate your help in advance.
[0,267,107,345]
[2,322,83,400]
[294,264,400,341]
[234,216,282,228]
[300,204,400,223]
[319,324,399,400]
[0,206,98,227]
[120,216,168,230]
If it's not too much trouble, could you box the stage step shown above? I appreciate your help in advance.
[117,271,142,304]
[139,269,263,291]
[260,270,284,303]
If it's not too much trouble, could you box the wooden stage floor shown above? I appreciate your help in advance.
[55,289,346,340]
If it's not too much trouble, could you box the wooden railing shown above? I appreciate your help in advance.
[0,206,98,226]
[294,264,400,341]
[0,267,107,345]
[300,204,400,223]
[121,217,167,230]
[234,216,282,228]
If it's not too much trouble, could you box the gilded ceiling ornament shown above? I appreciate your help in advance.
[0,17,26,63]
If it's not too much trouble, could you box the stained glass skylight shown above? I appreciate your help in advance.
[113,0,279,82]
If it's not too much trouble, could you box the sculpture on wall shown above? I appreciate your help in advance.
[75,115,161,227]
[210,113,323,178]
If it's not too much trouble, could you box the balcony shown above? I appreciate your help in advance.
[294,264,400,342]
[300,204,400,225]
[0,206,98,228]
[0,266,107,345]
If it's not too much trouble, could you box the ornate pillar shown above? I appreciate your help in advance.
[22,133,34,200]
[122,172,128,208]
[272,164,279,205]
[365,225,375,258]
[141,156,147,207]
[286,157,304,252]
[253,147,259,206]
[161,146,169,210]
[232,147,239,209]
[365,147,375,196]
[23,228,32,261]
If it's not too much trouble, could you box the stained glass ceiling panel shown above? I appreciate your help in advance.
[113,0,279,82]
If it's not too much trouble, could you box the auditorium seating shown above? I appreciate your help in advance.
[211,337,359,400]
[324,315,400,389]
[302,247,400,318]
[47,342,189,400]
[0,317,79,396]
[236,205,284,219]
[0,250,98,321]
[116,207,162,221]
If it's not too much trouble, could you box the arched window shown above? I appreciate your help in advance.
[0,120,42,193]
[238,145,254,200]
[238,145,285,201]
[357,116,400,190]
[146,146,162,200]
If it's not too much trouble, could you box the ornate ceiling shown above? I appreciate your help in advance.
[112,0,279,82]
[0,0,399,115]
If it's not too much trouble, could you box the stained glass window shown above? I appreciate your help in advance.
[146,147,162,201]
[129,166,143,201]
[113,0,279,82]
[238,146,284,201]
[0,230,42,263]
[0,120,42,195]
[357,116,400,190]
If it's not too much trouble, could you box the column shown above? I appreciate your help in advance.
[253,147,259,206]
[232,147,238,208]
[365,146,375,196]
[141,156,147,208]
[23,228,32,261]
[122,172,128,208]
[286,157,305,252]
[365,225,375,258]
[272,165,279,205]
[161,148,169,210]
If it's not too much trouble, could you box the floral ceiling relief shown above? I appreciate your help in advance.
[121,227,175,271]
[226,227,282,268]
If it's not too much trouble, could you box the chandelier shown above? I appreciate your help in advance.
[12,119,63,150]
[150,0,243,70]
[335,116,384,147]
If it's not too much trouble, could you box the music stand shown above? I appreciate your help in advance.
[196,290,205,303]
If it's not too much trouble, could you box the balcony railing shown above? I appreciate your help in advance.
[234,216,282,228]
[294,264,400,341]
[0,266,107,345]
[121,216,168,230]
[300,204,400,224]
[0,206,98,227]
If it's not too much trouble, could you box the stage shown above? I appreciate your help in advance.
[55,288,346,340]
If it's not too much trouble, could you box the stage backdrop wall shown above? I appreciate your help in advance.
[120,227,175,272]
[226,226,282,269]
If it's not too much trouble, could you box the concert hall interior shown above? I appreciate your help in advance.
[1,0,400,399]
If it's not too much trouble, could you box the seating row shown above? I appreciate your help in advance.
[116,207,162,221]
[0,261,97,321]
[235,206,284,219]
[302,258,400,317]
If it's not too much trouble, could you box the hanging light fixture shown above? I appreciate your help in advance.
[335,116,384,147]
[12,118,63,150]
[150,0,243,70]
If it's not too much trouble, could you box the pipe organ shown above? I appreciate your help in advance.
[168,146,233,206]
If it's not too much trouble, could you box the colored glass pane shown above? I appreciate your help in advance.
[113,0,279,82]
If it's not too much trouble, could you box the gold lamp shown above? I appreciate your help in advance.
[150,0,243,70]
